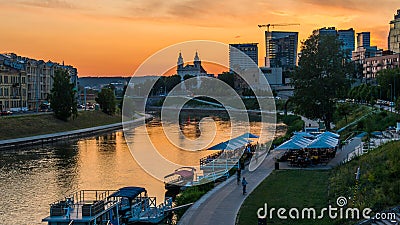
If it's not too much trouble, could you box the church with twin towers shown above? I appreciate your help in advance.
[176,51,210,79]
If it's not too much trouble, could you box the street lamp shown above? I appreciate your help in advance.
[389,84,393,112]
[378,84,381,100]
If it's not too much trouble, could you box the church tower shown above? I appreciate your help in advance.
[194,51,201,69]
[177,51,184,69]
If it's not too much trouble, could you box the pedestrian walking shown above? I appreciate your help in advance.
[236,168,241,185]
[241,177,248,195]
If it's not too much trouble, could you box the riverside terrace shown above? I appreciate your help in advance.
[274,131,340,167]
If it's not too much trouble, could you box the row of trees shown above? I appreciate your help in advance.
[50,69,116,121]
[346,68,400,104]
[291,31,400,130]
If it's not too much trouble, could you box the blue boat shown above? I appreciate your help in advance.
[42,187,173,225]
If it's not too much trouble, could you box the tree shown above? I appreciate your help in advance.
[96,87,116,115]
[337,103,351,124]
[376,68,400,101]
[291,34,350,130]
[217,71,234,88]
[49,69,77,121]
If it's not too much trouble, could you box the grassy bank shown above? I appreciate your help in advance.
[333,103,398,140]
[330,141,400,213]
[0,111,121,140]
[238,141,400,225]
[333,103,373,130]
[237,170,332,225]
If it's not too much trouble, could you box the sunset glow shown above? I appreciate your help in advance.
[0,0,398,76]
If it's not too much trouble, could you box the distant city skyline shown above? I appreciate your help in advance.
[0,0,398,76]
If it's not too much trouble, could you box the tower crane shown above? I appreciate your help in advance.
[258,23,300,32]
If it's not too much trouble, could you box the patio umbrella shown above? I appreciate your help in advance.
[237,132,259,139]
[207,136,251,151]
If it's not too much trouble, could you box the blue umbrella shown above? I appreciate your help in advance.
[207,136,251,151]
[237,132,259,139]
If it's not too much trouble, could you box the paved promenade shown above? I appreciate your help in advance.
[178,150,280,225]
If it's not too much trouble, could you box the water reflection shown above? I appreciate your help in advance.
[0,117,270,225]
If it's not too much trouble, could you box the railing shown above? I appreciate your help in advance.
[197,170,230,183]
[200,159,239,171]
[49,189,117,218]
[130,196,173,221]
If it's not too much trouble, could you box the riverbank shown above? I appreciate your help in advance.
[0,111,151,150]
[237,139,400,224]
[0,110,121,140]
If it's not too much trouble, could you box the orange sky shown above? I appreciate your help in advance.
[0,0,399,76]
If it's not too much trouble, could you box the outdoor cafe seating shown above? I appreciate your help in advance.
[275,131,339,167]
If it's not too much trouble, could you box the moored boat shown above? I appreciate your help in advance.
[164,167,196,191]
[42,187,172,225]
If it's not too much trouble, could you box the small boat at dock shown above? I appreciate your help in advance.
[164,167,196,191]
[42,187,172,225]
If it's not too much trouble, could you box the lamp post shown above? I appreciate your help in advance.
[390,84,393,112]
[378,85,381,100]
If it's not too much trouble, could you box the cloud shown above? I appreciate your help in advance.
[270,11,290,16]
[301,0,398,13]
[17,0,76,9]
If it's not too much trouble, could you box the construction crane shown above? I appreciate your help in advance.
[258,23,300,32]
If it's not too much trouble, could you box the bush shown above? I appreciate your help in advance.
[174,183,214,219]
[329,141,400,213]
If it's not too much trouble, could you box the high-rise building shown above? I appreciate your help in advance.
[313,27,337,36]
[229,43,258,72]
[357,32,371,47]
[389,9,400,53]
[265,31,298,70]
[338,28,355,59]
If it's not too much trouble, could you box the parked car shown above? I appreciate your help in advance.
[1,110,13,116]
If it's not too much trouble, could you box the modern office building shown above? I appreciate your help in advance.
[313,27,337,36]
[0,53,78,111]
[338,28,355,59]
[265,31,298,70]
[229,43,258,72]
[259,67,283,86]
[389,9,400,53]
[357,32,371,47]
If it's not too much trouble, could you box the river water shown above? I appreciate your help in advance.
[0,116,270,225]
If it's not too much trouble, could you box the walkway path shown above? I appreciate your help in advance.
[178,150,280,225]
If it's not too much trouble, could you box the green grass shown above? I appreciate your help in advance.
[238,141,400,225]
[173,183,215,220]
[0,110,121,140]
[237,170,332,225]
[330,141,400,212]
[333,103,373,130]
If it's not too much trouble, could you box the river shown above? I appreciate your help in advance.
[0,116,271,225]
